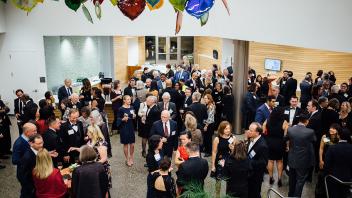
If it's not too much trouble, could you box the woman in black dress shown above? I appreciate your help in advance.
[79,78,92,107]
[222,140,252,198]
[151,158,176,198]
[211,121,236,198]
[212,82,224,128]
[146,135,164,198]
[116,95,136,167]
[321,98,340,134]
[339,101,352,132]
[110,80,123,132]
[222,86,234,123]
[263,107,289,187]
[174,82,185,132]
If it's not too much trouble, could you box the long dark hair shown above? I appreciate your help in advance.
[82,78,91,92]
[232,141,247,161]
[149,80,159,92]
[148,135,162,153]
[328,123,341,143]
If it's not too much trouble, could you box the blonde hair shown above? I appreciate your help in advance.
[87,125,105,146]
[185,114,197,132]
[33,149,53,180]
[341,101,351,113]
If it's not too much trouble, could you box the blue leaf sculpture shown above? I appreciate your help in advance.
[185,0,214,19]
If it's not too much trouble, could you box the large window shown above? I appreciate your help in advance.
[145,36,193,64]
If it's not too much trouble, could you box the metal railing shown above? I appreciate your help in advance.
[324,174,352,198]
[267,188,285,198]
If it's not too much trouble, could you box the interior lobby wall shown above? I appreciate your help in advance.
[194,36,222,70]
[249,42,352,85]
[0,4,5,33]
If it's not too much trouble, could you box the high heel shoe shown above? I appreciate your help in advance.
[278,179,282,187]
[269,177,275,185]
[141,150,146,158]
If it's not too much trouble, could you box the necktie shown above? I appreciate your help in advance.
[164,122,169,137]
[164,103,167,110]
[67,88,71,96]
[146,107,150,116]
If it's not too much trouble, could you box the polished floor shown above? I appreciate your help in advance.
[0,118,316,198]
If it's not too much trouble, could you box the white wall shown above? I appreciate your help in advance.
[222,39,234,69]
[0,3,5,33]
[127,37,139,66]
[1,0,352,109]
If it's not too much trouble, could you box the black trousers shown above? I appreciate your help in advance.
[203,123,214,154]
[288,167,310,197]
[248,173,264,198]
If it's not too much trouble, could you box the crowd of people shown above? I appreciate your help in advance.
[0,64,351,198]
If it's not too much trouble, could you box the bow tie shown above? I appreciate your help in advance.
[290,107,296,110]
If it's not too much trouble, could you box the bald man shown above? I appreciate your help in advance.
[12,122,37,165]
[150,110,178,158]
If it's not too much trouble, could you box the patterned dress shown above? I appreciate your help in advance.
[91,139,112,188]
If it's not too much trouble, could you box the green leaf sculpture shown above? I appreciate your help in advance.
[110,0,118,6]
[65,0,81,11]
[169,0,186,12]
[82,4,93,23]
[95,1,102,19]
[200,11,209,26]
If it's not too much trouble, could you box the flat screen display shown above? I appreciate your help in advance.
[264,58,281,71]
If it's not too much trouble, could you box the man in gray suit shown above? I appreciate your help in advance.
[287,113,316,197]
[158,92,177,120]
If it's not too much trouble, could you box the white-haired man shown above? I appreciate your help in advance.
[158,92,177,120]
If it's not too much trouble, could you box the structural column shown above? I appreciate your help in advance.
[232,40,249,134]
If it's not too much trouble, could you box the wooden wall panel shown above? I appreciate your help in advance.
[113,36,128,83]
[138,37,145,66]
[194,36,222,70]
[249,42,352,85]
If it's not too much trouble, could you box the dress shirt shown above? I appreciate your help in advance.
[163,121,170,137]
[289,107,296,125]
[248,135,261,153]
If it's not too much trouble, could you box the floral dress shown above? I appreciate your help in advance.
[92,139,112,188]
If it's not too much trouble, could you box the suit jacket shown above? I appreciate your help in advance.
[165,69,174,79]
[123,86,136,98]
[182,96,192,109]
[12,135,30,165]
[283,106,301,126]
[145,105,161,136]
[150,120,178,158]
[176,157,209,189]
[324,142,352,182]
[173,70,190,83]
[300,80,312,104]
[58,86,73,103]
[43,128,64,166]
[22,100,38,124]
[275,94,286,107]
[243,92,259,113]
[247,136,268,180]
[287,124,316,169]
[307,110,323,142]
[157,80,166,91]
[186,102,208,128]
[157,102,177,120]
[18,148,36,195]
[283,77,297,104]
[254,104,271,124]
[14,97,24,115]
[185,79,203,92]
[58,121,85,159]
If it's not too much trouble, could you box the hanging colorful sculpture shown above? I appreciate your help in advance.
[1,0,230,34]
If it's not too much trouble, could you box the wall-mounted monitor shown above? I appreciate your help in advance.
[264,58,281,71]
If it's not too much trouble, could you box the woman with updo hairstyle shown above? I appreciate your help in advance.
[146,135,164,198]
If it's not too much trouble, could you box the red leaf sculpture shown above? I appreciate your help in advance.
[118,0,146,20]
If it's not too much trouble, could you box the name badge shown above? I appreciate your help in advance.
[228,137,234,144]
[171,131,176,136]
[190,83,193,86]
[130,110,134,114]
[249,150,256,158]
[72,126,78,132]
[284,110,290,115]
[275,102,279,107]
[184,104,188,108]
[253,95,256,99]
[169,109,173,114]
[344,93,349,98]
[68,129,75,135]
[154,153,161,161]
[323,137,330,143]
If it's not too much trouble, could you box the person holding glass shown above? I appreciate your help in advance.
[116,95,136,167]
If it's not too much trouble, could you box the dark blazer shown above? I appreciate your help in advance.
[43,128,64,166]
[307,110,323,140]
[287,124,316,169]
[123,86,136,98]
[176,157,209,189]
[283,77,297,104]
[14,97,24,115]
[22,100,38,124]
[58,86,72,103]
[12,135,30,165]
[145,105,161,136]
[173,70,190,83]
[182,96,192,109]
[247,136,269,179]
[185,79,203,92]
[244,92,259,114]
[59,121,85,161]
[18,148,36,197]
[186,102,208,129]
[150,120,178,158]
[283,106,301,126]
[72,162,109,198]
[324,142,352,182]
[300,80,312,104]
[275,94,286,107]
[254,104,271,124]
[165,69,174,79]
[157,102,177,120]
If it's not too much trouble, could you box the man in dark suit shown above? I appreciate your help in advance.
[299,75,313,110]
[271,85,285,107]
[185,72,203,93]
[243,84,259,129]
[157,73,167,92]
[0,99,11,158]
[68,93,83,111]
[246,122,269,198]
[43,118,64,167]
[150,110,178,158]
[12,123,37,166]
[59,108,85,165]
[287,113,316,197]
[157,92,177,120]
[58,78,73,104]
[182,88,193,109]
[176,142,209,194]
[254,95,276,125]
[284,96,301,126]
[14,89,25,135]
[145,96,161,137]
[186,92,208,129]
[283,71,297,105]
[18,134,43,198]
[21,94,37,124]
[173,65,190,84]
[324,129,352,198]
[160,79,177,103]
[306,99,322,178]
